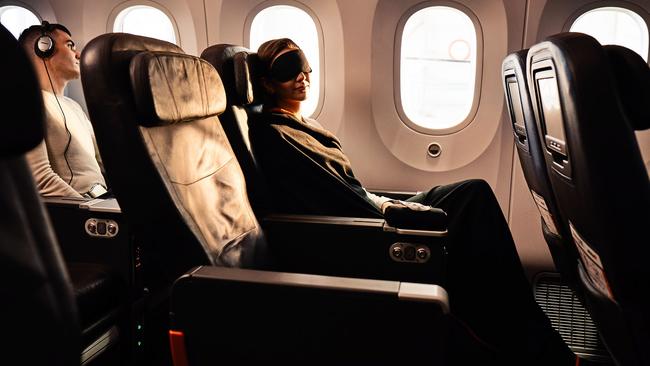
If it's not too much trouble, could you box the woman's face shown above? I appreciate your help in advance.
[266,48,311,104]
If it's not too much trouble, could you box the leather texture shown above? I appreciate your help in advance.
[130,52,226,126]
[233,51,264,106]
[527,33,650,366]
[604,45,650,131]
[81,34,266,288]
[501,50,581,291]
[0,24,81,366]
[201,44,270,214]
[200,44,264,107]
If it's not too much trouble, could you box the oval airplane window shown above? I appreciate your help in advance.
[570,7,648,61]
[249,5,321,118]
[113,5,177,44]
[0,5,40,39]
[398,6,477,132]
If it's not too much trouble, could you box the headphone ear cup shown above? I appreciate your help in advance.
[35,34,55,59]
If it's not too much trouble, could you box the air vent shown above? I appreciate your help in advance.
[534,274,610,361]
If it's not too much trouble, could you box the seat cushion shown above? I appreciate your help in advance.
[67,262,126,346]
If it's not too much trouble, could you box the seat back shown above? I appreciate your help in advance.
[80,34,266,288]
[527,32,650,365]
[501,50,581,287]
[200,44,270,214]
[0,24,81,365]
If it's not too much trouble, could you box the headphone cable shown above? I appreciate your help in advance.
[43,58,74,186]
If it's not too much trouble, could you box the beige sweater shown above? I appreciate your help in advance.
[26,90,106,197]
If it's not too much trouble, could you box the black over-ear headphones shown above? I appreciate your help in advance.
[34,21,55,59]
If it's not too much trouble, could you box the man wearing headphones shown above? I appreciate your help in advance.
[18,21,107,198]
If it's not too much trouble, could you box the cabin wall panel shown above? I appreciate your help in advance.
[360,1,517,210]
[187,0,208,54]
[81,0,200,55]
[527,0,650,47]
[0,0,55,23]
[203,0,222,45]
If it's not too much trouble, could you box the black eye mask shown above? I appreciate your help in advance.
[268,49,312,82]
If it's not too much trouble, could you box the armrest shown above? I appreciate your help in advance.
[43,196,122,213]
[169,266,449,365]
[265,213,447,236]
[43,197,132,360]
[383,205,447,234]
[43,197,139,295]
[261,213,447,285]
[368,189,417,201]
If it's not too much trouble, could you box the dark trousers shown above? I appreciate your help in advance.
[408,179,574,365]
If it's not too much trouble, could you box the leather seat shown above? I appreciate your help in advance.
[527,32,650,366]
[501,50,581,289]
[80,34,269,364]
[80,35,267,292]
[200,44,270,215]
[0,24,124,365]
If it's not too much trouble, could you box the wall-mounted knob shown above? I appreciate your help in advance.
[427,142,442,158]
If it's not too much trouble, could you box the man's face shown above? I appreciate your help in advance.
[46,29,80,81]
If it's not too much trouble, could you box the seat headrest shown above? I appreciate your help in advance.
[200,44,263,107]
[533,33,650,131]
[502,49,528,78]
[129,51,226,127]
[604,45,650,131]
[0,24,44,157]
[233,51,263,106]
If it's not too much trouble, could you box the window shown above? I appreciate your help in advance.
[249,5,320,117]
[0,5,40,39]
[399,6,477,131]
[113,5,177,44]
[570,7,648,61]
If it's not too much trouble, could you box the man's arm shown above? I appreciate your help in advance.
[25,140,83,198]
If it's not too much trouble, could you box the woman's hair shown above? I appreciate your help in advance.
[257,38,300,73]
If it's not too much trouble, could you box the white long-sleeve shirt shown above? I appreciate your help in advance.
[26,90,106,197]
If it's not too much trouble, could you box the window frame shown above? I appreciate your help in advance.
[0,2,41,38]
[394,1,483,136]
[107,0,180,46]
[564,2,650,61]
[244,0,325,119]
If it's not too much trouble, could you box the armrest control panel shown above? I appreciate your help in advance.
[85,218,119,238]
[389,242,431,263]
